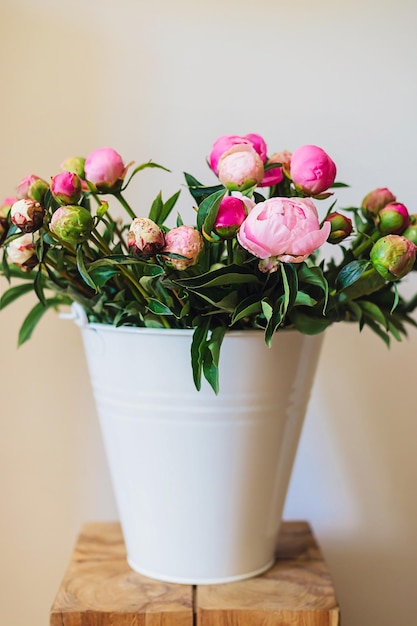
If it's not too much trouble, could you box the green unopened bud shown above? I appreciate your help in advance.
[361,188,396,218]
[50,205,94,245]
[402,216,417,246]
[61,156,86,178]
[325,212,353,244]
[376,202,410,235]
[370,234,416,281]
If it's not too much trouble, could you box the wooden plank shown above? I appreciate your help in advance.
[50,522,193,626]
[196,521,340,626]
[50,521,340,626]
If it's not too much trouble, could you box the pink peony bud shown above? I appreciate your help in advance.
[50,205,94,245]
[376,202,410,235]
[325,212,353,244]
[361,187,396,217]
[290,145,337,196]
[209,133,267,175]
[51,172,82,206]
[60,156,86,178]
[84,147,126,192]
[370,234,416,281]
[16,175,49,203]
[7,233,39,271]
[162,226,204,270]
[213,196,248,239]
[127,217,165,257]
[11,199,45,233]
[218,145,264,191]
[237,196,331,263]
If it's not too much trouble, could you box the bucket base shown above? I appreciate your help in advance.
[127,556,276,585]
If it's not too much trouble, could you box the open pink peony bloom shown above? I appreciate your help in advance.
[84,147,126,191]
[218,145,264,191]
[209,133,267,175]
[162,226,203,270]
[237,197,330,263]
[290,145,336,196]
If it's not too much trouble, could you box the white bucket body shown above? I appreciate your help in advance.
[79,320,323,584]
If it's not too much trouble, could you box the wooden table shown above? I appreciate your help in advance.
[50,520,340,626]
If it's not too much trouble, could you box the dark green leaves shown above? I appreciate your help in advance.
[191,322,226,393]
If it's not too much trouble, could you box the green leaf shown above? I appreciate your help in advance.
[18,297,69,345]
[298,263,329,311]
[191,321,210,391]
[196,189,226,233]
[202,326,226,394]
[148,192,164,223]
[231,294,262,324]
[336,260,370,290]
[174,264,260,289]
[184,172,225,206]
[359,301,388,329]
[290,310,331,334]
[34,267,47,306]
[159,190,181,225]
[76,245,97,291]
[0,282,34,310]
[146,298,173,316]
[294,291,317,307]
[281,262,298,312]
[89,265,120,287]
[122,161,171,190]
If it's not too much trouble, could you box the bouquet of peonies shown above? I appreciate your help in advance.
[1,133,417,392]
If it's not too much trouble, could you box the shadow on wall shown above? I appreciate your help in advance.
[286,319,417,626]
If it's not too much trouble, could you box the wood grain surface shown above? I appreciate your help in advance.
[50,521,340,626]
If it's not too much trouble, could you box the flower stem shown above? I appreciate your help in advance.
[114,191,137,220]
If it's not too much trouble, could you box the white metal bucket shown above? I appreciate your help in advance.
[76,309,323,584]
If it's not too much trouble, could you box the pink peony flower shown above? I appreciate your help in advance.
[11,198,45,233]
[370,234,416,281]
[290,145,336,196]
[162,226,203,270]
[361,187,396,217]
[127,217,165,257]
[376,202,410,235]
[209,133,267,175]
[84,147,126,191]
[237,197,331,263]
[7,233,39,271]
[51,171,82,206]
[218,145,264,191]
[214,196,248,239]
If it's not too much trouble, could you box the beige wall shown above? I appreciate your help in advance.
[1,1,417,624]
